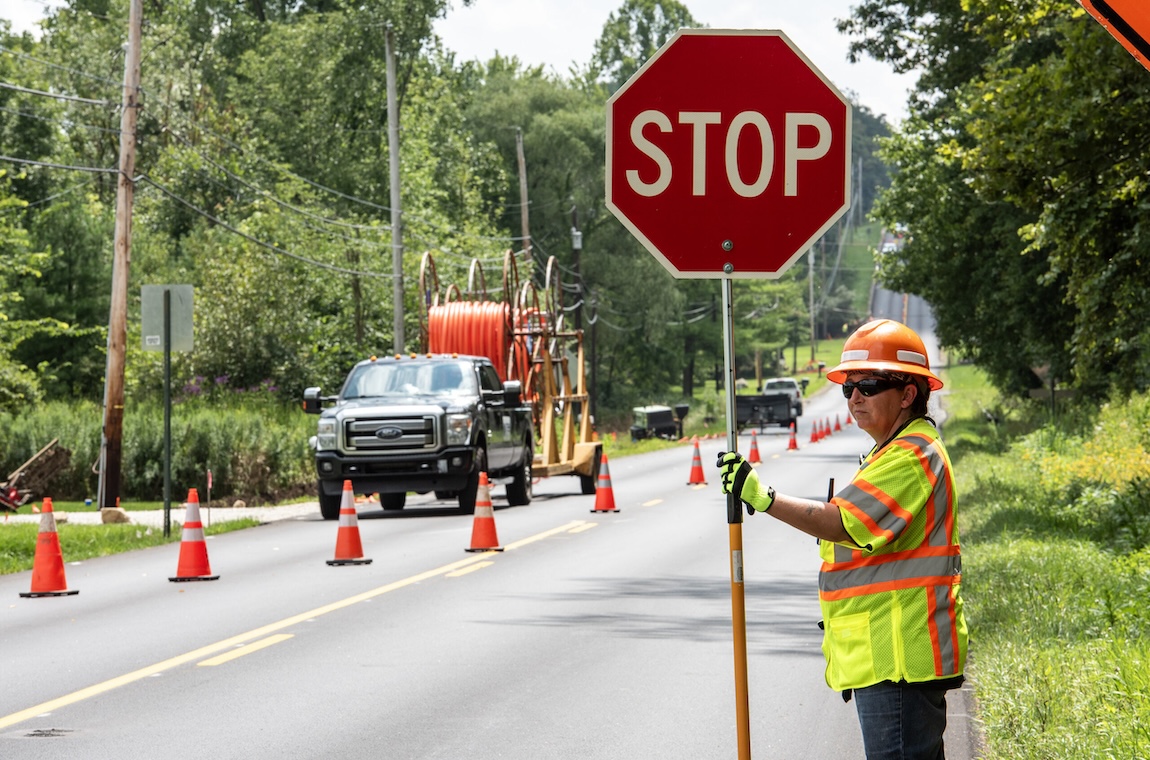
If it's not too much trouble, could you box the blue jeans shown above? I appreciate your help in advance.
[853,681,949,760]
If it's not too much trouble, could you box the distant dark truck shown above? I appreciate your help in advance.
[735,391,795,432]
[303,354,535,519]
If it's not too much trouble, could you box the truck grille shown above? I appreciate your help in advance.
[344,415,438,453]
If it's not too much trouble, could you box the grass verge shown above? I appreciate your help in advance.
[944,364,1150,758]
[0,519,259,575]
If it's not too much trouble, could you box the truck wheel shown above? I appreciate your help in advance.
[505,439,533,507]
[458,447,487,513]
[380,492,405,511]
[318,484,341,521]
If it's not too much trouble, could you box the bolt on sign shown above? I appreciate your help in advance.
[606,29,852,279]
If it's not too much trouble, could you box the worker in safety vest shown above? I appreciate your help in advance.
[717,319,967,760]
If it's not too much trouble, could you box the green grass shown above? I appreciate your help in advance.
[0,518,259,575]
[941,367,1150,758]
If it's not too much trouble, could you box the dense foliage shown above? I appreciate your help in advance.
[945,370,1150,757]
[841,0,1150,399]
[0,0,888,440]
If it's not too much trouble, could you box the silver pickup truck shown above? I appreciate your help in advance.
[303,354,535,519]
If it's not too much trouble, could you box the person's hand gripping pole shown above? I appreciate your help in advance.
[717,451,776,516]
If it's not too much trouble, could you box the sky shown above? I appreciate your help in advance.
[2,0,917,124]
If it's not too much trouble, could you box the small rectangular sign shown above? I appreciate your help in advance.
[141,285,194,352]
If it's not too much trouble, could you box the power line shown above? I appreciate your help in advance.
[155,106,520,246]
[0,80,115,107]
[0,153,118,174]
[140,176,395,279]
[0,44,122,87]
[0,104,121,134]
[163,127,394,234]
[0,177,91,213]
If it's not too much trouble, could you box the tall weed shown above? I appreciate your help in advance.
[974,639,1150,760]
[952,386,1150,758]
[0,397,314,503]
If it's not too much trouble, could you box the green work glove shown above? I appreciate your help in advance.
[716,451,776,513]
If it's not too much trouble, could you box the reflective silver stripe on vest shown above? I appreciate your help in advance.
[900,433,954,549]
[819,552,961,594]
[931,583,959,674]
[841,433,951,546]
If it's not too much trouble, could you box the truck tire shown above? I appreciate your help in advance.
[505,438,533,507]
[458,447,487,513]
[318,484,341,521]
[380,492,406,510]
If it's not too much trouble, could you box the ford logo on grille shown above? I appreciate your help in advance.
[375,427,404,440]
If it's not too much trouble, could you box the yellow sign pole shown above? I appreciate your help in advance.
[721,274,752,758]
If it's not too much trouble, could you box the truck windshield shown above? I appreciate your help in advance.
[342,362,478,399]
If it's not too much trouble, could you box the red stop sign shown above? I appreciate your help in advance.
[606,30,852,279]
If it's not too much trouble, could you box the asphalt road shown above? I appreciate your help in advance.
[1,386,977,759]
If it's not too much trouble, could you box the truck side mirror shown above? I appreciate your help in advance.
[503,380,523,406]
[302,387,323,414]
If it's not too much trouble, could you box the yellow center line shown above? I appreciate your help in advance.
[641,499,662,507]
[0,518,591,731]
[502,520,589,551]
[567,523,598,534]
[197,634,294,667]
[445,561,494,577]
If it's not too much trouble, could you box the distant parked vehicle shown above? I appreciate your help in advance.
[630,405,683,441]
[761,377,804,418]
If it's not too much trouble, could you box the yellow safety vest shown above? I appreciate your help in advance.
[819,418,968,691]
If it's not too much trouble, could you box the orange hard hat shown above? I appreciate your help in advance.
[826,319,943,390]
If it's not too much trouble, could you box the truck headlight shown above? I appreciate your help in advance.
[315,418,337,450]
[445,413,473,445]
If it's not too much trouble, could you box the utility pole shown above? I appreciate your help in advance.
[385,25,404,353]
[808,246,816,363]
[516,127,531,260]
[97,0,143,510]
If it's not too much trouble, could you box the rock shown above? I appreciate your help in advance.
[100,507,131,524]
[232,499,246,509]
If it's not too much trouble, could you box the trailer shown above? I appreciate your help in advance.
[419,251,601,495]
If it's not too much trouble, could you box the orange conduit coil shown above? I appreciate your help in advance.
[427,301,513,380]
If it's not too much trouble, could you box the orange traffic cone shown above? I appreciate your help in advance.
[845,412,853,425]
[19,497,78,598]
[834,415,842,433]
[466,473,503,552]
[327,480,372,566]
[169,488,219,582]
[591,453,618,513]
[787,422,799,451]
[687,437,707,485]
[747,431,762,464]
[809,421,820,444]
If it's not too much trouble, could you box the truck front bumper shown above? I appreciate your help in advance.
[314,448,475,496]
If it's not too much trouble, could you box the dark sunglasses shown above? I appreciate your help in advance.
[841,377,905,399]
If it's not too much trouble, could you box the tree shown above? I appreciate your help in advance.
[589,0,699,93]
[843,0,1150,399]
